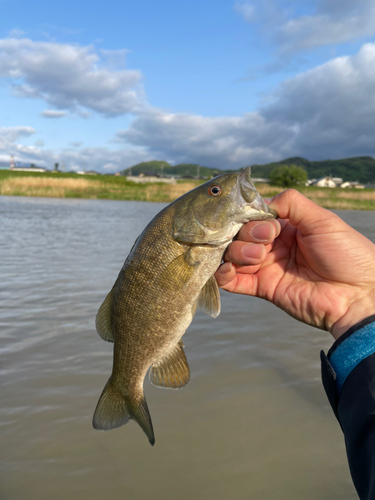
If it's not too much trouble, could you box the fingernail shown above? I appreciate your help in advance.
[242,243,264,259]
[217,261,232,274]
[250,223,273,241]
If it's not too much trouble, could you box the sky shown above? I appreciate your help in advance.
[1,0,375,172]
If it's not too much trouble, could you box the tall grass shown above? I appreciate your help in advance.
[254,183,375,210]
[0,177,96,198]
[0,172,374,210]
[0,174,201,202]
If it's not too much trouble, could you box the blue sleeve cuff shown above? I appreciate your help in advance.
[328,315,375,393]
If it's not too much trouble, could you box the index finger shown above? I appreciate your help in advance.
[268,189,344,235]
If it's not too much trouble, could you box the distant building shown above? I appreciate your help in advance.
[307,176,366,189]
[340,181,365,189]
[126,175,176,184]
[311,176,338,188]
[10,166,47,173]
[77,170,100,175]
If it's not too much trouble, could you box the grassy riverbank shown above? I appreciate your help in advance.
[256,184,375,211]
[1,170,374,210]
[0,171,199,203]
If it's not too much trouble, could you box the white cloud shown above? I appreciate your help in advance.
[4,41,375,172]
[100,48,130,70]
[117,108,291,167]
[262,43,375,158]
[116,43,375,166]
[8,28,26,38]
[279,0,375,53]
[41,110,67,118]
[0,126,36,149]
[55,147,153,173]
[0,38,145,116]
[233,2,256,23]
[0,125,154,172]
[0,127,46,166]
[235,0,375,54]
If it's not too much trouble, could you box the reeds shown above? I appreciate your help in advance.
[0,174,374,210]
[143,182,199,202]
[0,177,96,198]
[0,175,201,202]
[253,183,375,210]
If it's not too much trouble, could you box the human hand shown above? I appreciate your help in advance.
[215,189,375,340]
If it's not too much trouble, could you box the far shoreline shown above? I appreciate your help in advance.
[0,170,374,210]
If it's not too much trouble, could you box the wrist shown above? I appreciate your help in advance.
[331,292,375,340]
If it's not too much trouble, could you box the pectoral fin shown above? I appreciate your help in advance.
[197,275,221,318]
[158,249,199,290]
[95,288,115,342]
[150,340,190,389]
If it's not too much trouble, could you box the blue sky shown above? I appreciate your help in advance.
[1,0,375,172]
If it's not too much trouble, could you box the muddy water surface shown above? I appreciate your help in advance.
[2,196,373,500]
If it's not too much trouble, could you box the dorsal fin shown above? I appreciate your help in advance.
[95,288,115,342]
[197,275,221,318]
[149,340,190,389]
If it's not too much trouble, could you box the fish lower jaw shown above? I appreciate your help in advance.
[245,210,276,222]
[235,189,275,221]
[240,201,277,222]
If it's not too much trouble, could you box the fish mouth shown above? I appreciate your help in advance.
[238,167,278,219]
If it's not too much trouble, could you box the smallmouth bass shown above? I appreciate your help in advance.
[93,167,277,444]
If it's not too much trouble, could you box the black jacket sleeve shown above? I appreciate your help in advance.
[321,315,375,500]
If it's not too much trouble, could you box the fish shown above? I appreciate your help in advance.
[92,166,277,445]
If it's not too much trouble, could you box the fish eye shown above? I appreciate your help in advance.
[208,185,222,196]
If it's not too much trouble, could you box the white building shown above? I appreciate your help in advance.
[126,175,176,184]
[312,176,338,188]
[11,166,47,173]
[340,181,365,189]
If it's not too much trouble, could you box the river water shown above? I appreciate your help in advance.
[1,196,374,500]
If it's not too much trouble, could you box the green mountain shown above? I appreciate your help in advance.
[121,160,222,179]
[250,156,375,184]
[122,156,375,184]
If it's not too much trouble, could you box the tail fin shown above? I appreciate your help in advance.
[92,377,155,445]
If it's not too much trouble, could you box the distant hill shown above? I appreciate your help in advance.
[121,160,222,179]
[250,156,375,184]
[123,156,375,184]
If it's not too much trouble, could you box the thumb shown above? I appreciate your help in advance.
[267,189,343,235]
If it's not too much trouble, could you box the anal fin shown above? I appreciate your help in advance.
[150,340,190,389]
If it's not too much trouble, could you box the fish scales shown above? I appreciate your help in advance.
[112,205,224,384]
[93,167,277,444]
